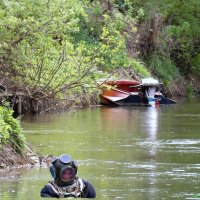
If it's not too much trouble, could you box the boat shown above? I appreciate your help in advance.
[99,78,177,106]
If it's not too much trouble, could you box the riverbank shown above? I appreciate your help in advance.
[0,144,37,169]
[1,79,200,116]
[1,68,200,115]
[0,105,38,169]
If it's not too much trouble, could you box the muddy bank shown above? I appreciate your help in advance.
[0,143,55,170]
[0,90,99,115]
[0,144,38,170]
[0,76,99,115]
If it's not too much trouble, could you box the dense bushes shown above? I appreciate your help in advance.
[0,0,148,100]
[0,0,200,110]
[0,105,36,166]
[0,104,25,155]
[126,0,200,84]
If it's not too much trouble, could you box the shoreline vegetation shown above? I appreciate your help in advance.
[0,0,200,167]
[0,105,37,169]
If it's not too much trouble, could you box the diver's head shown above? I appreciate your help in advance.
[50,154,78,186]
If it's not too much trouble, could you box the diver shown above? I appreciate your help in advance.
[40,154,96,198]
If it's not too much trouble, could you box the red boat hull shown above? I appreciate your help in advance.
[99,79,177,106]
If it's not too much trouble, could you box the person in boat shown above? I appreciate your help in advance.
[40,154,96,198]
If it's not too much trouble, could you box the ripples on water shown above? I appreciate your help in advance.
[1,98,200,199]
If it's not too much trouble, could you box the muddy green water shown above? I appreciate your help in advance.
[1,98,200,200]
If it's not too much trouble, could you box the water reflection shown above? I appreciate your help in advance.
[1,99,200,199]
[99,106,161,200]
[141,107,159,156]
[100,107,140,133]
[140,107,159,200]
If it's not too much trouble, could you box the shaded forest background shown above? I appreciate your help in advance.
[0,0,200,114]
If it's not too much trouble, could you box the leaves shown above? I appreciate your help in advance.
[0,0,151,106]
[0,105,25,154]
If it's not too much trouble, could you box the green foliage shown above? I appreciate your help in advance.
[0,0,151,102]
[147,54,179,86]
[96,14,128,69]
[0,104,25,155]
[191,54,200,76]
[142,27,180,86]
[166,18,199,74]
[186,84,195,98]
[128,0,200,77]
[163,0,200,75]
[0,0,99,96]
[129,58,150,77]
[0,0,199,100]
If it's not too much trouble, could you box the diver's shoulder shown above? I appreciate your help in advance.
[81,178,96,198]
[40,182,59,197]
[81,178,88,184]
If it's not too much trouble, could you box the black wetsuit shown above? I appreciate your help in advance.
[41,179,96,198]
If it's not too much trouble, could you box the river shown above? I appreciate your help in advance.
[1,97,200,200]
